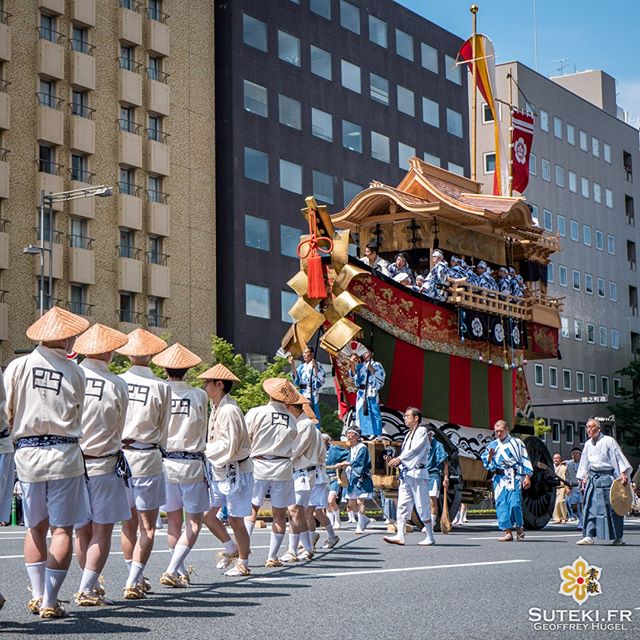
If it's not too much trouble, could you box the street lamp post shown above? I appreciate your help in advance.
[23,185,113,315]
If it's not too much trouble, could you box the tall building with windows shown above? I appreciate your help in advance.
[474,63,640,455]
[0,0,216,363]
[215,0,469,361]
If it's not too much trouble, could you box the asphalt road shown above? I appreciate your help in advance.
[1,518,639,640]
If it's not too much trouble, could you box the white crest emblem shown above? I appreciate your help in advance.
[472,317,483,337]
[514,137,527,164]
[511,325,521,345]
[494,323,505,342]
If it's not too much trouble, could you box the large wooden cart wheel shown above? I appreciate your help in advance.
[522,436,556,530]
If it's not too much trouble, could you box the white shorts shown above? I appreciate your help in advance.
[309,482,329,509]
[428,475,441,498]
[21,476,91,528]
[163,480,210,514]
[0,452,14,522]
[209,472,253,518]
[397,475,430,522]
[126,474,166,512]
[252,478,296,509]
[77,472,131,527]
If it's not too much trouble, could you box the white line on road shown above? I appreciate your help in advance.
[252,558,531,581]
[465,533,582,540]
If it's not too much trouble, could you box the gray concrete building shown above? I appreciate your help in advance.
[474,62,640,457]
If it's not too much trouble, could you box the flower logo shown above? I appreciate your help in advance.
[559,557,602,605]
[472,317,483,337]
[514,137,527,164]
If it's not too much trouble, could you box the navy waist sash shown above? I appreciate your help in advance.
[0,428,9,439]
[163,450,206,461]
[16,435,78,449]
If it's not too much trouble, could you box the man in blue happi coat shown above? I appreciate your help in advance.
[422,249,449,301]
[447,255,468,279]
[482,420,533,542]
[348,348,386,437]
[289,347,325,420]
[427,431,449,530]
[387,253,414,284]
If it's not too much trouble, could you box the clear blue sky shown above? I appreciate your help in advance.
[397,0,640,127]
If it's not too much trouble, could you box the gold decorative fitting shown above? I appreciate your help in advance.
[319,317,361,354]
[302,196,334,238]
[287,271,309,296]
[332,291,365,317]
[333,262,368,292]
[330,229,351,273]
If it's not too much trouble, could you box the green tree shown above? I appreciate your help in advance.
[609,358,640,456]
[533,417,552,439]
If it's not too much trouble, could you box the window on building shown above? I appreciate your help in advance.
[280,224,302,258]
[446,108,463,138]
[245,284,270,319]
[69,283,87,315]
[607,234,615,254]
[565,421,575,443]
[423,152,440,167]
[603,142,611,163]
[278,94,301,130]
[147,0,164,21]
[588,374,597,394]
[245,215,269,251]
[343,180,362,207]
[370,73,389,106]
[483,153,496,174]
[340,0,360,34]
[594,230,604,251]
[563,369,572,391]
[540,109,549,132]
[397,85,415,116]
[551,420,560,442]
[543,209,552,231]
[557,214,566,237]
[529,153,536,175]
[38,79,56,108]
[576,371,584,393]
[584,273,593,295]
[547,262,554,283]
[421,42,438,73]
[549,366,558,389]
[310,45,332,80]
[71,154,89,182]
[587,323,595,344]
[555,165,564,187]
[422,97,439,127]
[147,56,164,82]
[558,265,567,287]
[596,277,605,298]
[71,90,90,118]
[312,170,334,204]
[341,59,361,93]
[342,120,362,153]
[560,316,569,338]
[592,136,600,158]
[39,12,58,42]
[444,55,461,84]
[579,129,588,151]
[530,204,539,225]
[574,319,583,341]
[311,108,332,142]
[69,217,88,249]
[281,290,298,323]
[310,0,331,19]
[569,220,578,242]
[600,376,609,396]
[534,363,544,386]
[243,80,268,117]
[567,124,575,145]
[119,228,135,259]
[631,286,639,316]
[395,28,413,61]
[371,131,390,163]
[613,378,621,397]
[578,422,586,443]
[609,281,617,302]
[119,105,135,133]
[279,159,302,193]
[482,103,494,123]
[71,26,90,54]
[593,182,602,204]
[398,142,415,170]
[553,116,562,139]
[448,162,464,175]
[244,147,269,183]
[368,15,387,47]
[572,269,580,291]
[605,188,613,209]
[243,14,267,52]
[568,171,577,193]
[581,177,589,198]
[146,297,163,328]
[147,235,164,265]
[147,175,164,203]
[147,115,164,142]
[278,30,300,66]
[119,167,135,195]
[599,326,608,347]
[541,159,551,181]
[583,225,591,246]
[119,292,134,323]
[38,144,56,175]
[611,329,619,350]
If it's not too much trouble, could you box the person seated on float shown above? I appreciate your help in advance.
[361,242,389,276]
[474,261,498,291]
[393,272,413,289]
[495,266,512,298]
[413,274,425,292]
[509,267,525,298]
[387,252,414,284]
[447,255,468,279]
[422,249,449,302]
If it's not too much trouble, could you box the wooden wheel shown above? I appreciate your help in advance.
[522,436,556,530]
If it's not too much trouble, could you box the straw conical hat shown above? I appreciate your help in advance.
[610,478,634,516]
[262,377,308,404]
[152,342,202,369]
[74,324,128,356]
[302,403,318,422]
[197,363,240,382]
[115,328,167,357]
[26,306,90,342]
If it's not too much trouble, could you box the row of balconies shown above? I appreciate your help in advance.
[39,0,96,27]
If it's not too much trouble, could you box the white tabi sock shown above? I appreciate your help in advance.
[79,568,100,594]
[394,519,406,542]
[125,561,145,588]
[167,544,191,576]
[267,532,284,560]
[430,514,436,529]
[245,519,255,539]
[348,512,356,523]
[357,513,369,529]
[223,539,237,555]
[423,521,435,540]
[42,568,68,609]
[300,530,313,552]
[25,561,46,599]
[125,558,133,571]
[288,532,300,554]
[325,521,336,539]
[333,509,342,523]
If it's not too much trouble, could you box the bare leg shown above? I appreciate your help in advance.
[272,507,287,535]
[47,526,74,570]
[121,508,139,561]
[203,506,232,543]
[134,508,159,565]
[84,523,114,573]
[166,510,183,550]
[24,519,49,564]
[75,522,92,570]
[229,516,250,561]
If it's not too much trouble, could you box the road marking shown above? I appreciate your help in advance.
[252,558,530,581]
[465,533,583,540]
[0,545,269,561]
